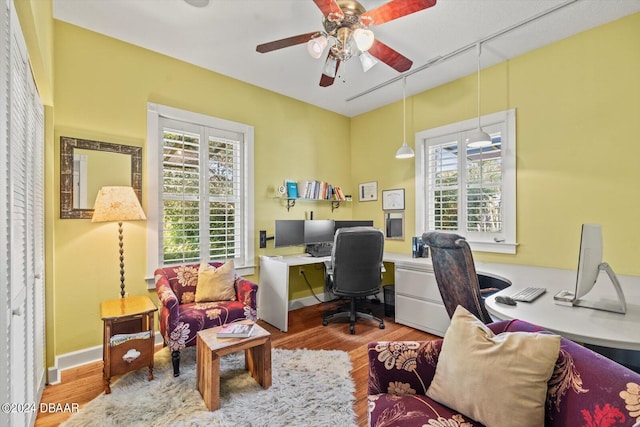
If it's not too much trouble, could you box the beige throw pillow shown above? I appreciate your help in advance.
[195,261,237,303]
[426,306,561,427]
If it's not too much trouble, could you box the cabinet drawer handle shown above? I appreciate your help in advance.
[123,349,141,363]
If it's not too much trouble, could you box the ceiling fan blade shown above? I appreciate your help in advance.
[368,40,413,72]
[256,32,318,53]
[312,0,344,19]
[319,53,341,87]
[362,0,436,26]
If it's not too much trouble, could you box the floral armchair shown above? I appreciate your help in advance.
[368,319,640,426]
[155,262,258,377]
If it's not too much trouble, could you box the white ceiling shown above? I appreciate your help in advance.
[52,0,640,117]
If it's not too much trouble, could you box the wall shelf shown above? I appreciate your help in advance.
[277,197,349,212]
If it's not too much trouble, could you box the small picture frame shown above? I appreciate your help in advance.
[382,188,405,210]
[358,181,378,202]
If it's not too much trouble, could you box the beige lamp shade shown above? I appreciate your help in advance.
[92,186,146,223]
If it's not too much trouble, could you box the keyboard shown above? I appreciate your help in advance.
[510,287,547,302]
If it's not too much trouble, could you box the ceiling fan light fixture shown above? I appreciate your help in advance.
[323,55,338,78]
[183,0,209,7]
[307,35,328,59]
[353,28,374,52]
[359,51,377,72]
[467,129,493,148]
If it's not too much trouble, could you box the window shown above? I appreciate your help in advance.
[416,109,516,254]
[146,104,254,282]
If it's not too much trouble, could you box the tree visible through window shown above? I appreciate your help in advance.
[162,123,243,264]
[146,103,254,279]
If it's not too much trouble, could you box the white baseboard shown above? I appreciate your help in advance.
[288,294,327,311]
[288,290,385,311]
[47,332,164,385]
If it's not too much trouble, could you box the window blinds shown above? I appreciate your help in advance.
[161,119,244,265]
[425,129,503,235]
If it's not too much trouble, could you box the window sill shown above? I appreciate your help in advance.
[467,240,518,255]
[146,265,256,290]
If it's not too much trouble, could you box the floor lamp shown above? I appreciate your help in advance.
[92,186,146,298]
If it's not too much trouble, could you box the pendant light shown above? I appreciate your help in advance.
[467,42,492,148]
[395,76,414,159]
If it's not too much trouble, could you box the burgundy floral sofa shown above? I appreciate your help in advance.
[368,319,640,426]
[155,262,258,376]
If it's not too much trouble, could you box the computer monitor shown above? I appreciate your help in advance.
[334,220,374,231]
[575,224,603,300]
[572,224,626,314]
[274,220,305,248]
[303,220,335,244]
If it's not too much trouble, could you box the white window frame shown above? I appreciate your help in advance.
[415,109,517,254]
[146,103,255,287]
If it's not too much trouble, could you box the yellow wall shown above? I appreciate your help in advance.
[52,21,352,355]
[33,9,640,361]
[14,0,54,104]
[352,12,640,274]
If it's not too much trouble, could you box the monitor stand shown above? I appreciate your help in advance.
[573,262,627,314]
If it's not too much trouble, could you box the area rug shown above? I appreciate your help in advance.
[62,346,356,426]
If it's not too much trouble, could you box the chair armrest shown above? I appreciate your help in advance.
[235,276,258,309]
[367,340,443,397]
[155,269,180,330]
[491,319,640,426]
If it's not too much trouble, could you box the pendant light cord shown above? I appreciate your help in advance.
[476,42,481,130]
[403,76,407,143]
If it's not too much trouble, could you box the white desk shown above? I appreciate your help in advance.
[258,252,412,332]
[482,262,640,351]
[258,255,330,332]
[259,254,640,352]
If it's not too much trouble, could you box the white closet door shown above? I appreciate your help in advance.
[1,1,46,425]
[0,0,11,416]
[9,2,29,419]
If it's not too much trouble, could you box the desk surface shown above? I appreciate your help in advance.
[259,254,640,350]
[482,262,640,351]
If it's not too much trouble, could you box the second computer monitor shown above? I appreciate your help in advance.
[334,220,374,231]
[304,220,335,245]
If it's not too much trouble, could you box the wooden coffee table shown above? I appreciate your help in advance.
[196,321,272,411]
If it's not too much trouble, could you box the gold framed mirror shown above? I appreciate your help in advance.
[384,211,404,240]
[60,136,142,219]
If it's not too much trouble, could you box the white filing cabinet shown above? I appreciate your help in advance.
[393,258,450,337]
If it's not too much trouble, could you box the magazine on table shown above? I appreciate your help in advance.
[216,322,255,338]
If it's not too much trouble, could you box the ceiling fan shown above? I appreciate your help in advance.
[256,0,437,87]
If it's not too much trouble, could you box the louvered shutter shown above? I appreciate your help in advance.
[161,119,245,265]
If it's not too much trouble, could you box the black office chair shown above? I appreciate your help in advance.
[422,231,493,324]
[322,227,386,334]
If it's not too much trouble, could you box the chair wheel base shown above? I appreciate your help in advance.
[379,323,385,329]
[322,319,328,326]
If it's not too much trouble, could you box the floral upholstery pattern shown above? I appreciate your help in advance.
[368,319,640,427]
[155,262,258,375]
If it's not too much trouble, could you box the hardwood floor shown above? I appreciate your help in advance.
[36,299,438,426]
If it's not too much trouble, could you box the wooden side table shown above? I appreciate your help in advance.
[196,321,272,411]
[101,295,158,394]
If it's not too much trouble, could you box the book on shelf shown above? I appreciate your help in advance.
[285,180,298,198]
[292,180,346,201]
[216,322,255,338]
